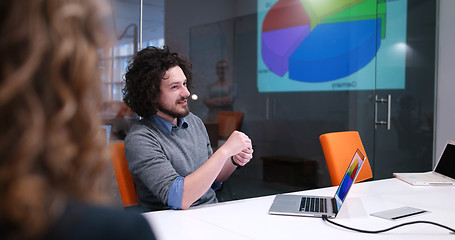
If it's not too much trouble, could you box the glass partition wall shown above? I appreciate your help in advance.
[106,0,437,202]
[103,0,164,141]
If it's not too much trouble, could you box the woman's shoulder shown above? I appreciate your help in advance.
[45,201,156,240]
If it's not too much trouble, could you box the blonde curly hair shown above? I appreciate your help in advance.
[0,0,113,238]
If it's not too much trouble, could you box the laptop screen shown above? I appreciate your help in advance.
[434,141,455,179]
[334,149,365,211]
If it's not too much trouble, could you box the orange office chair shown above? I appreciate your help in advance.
[109,142,139,209]
[319,131,373,186]
[215,111,244,139]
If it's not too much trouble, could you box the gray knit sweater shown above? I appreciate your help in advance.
[124,112,217,211]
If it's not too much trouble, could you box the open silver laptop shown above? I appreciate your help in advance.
[268,148,366,218]
[393,140,455,186]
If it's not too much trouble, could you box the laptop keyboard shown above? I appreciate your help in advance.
[300,197,327,213]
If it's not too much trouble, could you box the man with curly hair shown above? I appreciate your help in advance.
[123,46,254,211]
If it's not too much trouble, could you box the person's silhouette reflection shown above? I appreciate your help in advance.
[204,59,235,121]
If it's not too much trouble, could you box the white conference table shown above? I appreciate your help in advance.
[142,178,455,239]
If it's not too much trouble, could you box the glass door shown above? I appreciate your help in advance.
[372,0,436,179]
[186,0,437,201]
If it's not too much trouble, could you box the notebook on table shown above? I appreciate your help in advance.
[268,148,366,218]
[393,140,455,186]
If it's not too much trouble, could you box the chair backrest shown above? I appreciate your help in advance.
[109,142,139,208]
[215,111,244,139]
[319,131,373,186]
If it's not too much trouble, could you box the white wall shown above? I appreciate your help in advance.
[435,0,455,162]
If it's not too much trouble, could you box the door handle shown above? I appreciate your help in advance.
[375,94,391,130]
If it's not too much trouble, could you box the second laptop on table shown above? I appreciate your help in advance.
[393,140,455,186]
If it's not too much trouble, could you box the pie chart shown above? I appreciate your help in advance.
[261,0,387,83]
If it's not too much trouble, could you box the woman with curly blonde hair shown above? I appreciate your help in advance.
[0,0,155,239]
